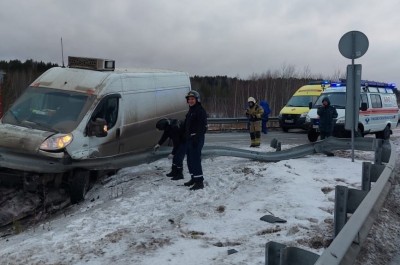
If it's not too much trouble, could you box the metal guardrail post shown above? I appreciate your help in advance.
[362,162,372,192]
[333,186,368,236]
[334,186,348,237]
[265,241,286,265]
[374,139,383,165]
[265,241,320,265]
[362,162,385,191]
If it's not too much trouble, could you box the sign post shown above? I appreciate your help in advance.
[338,31,369,162]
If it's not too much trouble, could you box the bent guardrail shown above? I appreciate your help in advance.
[207,117,280,130]
[149,137,394,265]
[207,117,279,124]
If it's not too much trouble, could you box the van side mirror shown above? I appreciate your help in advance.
[360,102,368,111]
[308,102,313,109]
[87,118,108,137]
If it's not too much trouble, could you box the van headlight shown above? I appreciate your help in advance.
[40,133,73,151]
[300,112,308,118]
[306,115,311,123]
[335,117,345,124]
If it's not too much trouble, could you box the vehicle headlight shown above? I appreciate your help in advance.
[278,113,282,119]
[300,112,308,118]
[335,117,345,124]
[40,133,73,151]
[305,115,310,123]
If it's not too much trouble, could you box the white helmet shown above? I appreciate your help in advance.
[248,97,256,103]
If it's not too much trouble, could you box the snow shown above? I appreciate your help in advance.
[1,129,399,265]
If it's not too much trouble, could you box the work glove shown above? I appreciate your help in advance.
[168,153,174,160]
[153,144,160,151]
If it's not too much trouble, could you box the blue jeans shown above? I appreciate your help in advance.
[186,134,205,182]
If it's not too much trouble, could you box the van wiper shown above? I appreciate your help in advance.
[23,120,59,133]
[9,110,20,123]
[34,121,59,133]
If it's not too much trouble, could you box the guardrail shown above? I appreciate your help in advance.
[265,139,396,265]
[153,137,394,264]
[315,139,395,265]
[207,117,279,124]
[207,117,280,130]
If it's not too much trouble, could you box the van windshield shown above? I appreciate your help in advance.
[286,95,319,107]
[314,92,346,109]
[2,86,95,133]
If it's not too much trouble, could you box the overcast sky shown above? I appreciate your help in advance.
[1,0,399,86]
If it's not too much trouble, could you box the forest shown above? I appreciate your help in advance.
[0,60,398,118]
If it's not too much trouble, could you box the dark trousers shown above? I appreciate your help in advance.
[262,118,268,134]
[320,131,332,140]
[186,134,205,183]
[172,143,186,168]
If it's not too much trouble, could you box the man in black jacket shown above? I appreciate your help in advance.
[182,90,208,190]
[317,97,338,140]
[154,118,186,180]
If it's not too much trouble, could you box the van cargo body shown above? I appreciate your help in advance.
[0,57,191,202]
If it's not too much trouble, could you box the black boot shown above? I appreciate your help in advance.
[184,178,195,186]
[166,165,177,177]
[189,181,204,190]
[171,167,184,180]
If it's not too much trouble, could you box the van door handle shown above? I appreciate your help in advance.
[116,128,121,138]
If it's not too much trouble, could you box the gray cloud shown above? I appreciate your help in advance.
[1,0,399,86]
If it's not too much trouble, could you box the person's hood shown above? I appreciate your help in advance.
[322,97,330,105]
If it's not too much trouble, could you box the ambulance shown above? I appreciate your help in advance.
[306,80,398,142]
[0,56,191,203]
[278,81,329,132]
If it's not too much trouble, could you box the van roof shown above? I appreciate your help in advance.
[294,84,327,95]
[31,67,189,95]
[324,83,396,94]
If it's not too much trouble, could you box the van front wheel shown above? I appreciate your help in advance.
[307,129,319,142]
[69,169,90,204]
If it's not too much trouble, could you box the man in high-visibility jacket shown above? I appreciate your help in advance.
[245,97,264,147]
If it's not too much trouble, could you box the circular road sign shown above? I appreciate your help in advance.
[338,31,369,59]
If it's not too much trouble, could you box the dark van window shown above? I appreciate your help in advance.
[370,94,382,108]
[360,94,368,108]
[92,96,119,129]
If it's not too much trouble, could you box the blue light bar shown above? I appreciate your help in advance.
[338,79,397,90]
[308,80,331,85]
[330,82,345,87]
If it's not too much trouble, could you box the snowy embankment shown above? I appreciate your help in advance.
[1,129,399,265]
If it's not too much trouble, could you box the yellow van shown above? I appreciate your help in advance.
[278,81,329,132]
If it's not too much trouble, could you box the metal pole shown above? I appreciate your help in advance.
[351,60,355,162]
[351,33,355,162]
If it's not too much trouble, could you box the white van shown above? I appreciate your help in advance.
[0,56,191,202]
[306,81,398,142]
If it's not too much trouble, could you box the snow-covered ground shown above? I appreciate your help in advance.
[1,129,399,265]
